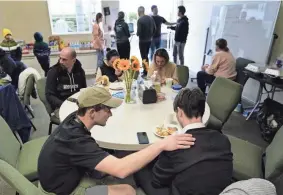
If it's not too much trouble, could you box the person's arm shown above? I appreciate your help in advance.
[206,54,221,75]
[45,67,63,109]
[151,152,176,188]
[95,68,102,81]
[163,17,176,26]
[147,64,155,79]
[172,65,179,84]
[168,26,176,30]
[95,134,195,179]
[125,23,131,38]
[137,19,141,37]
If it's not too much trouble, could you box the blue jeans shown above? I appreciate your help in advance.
[96,50,104,72]
[149,37,161,61]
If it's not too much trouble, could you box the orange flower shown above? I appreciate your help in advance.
[132,60,140,71]
[130,56,139,63]
[118,59,130,71]
[142,59,149,71]
[113,58,121,70]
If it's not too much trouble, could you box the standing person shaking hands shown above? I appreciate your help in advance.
[137,6,156,77]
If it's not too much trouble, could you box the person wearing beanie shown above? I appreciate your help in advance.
[114,11,131,59]
[33,32,51,76]
[220,178,277,195]
[0,28,22,62]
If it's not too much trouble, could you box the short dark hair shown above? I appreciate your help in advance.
[106,49,120,61]
[118,11,125,19]
[151,5,157,11]
[178,6,186,15]
[216,38,229,52]
[96,12,103,23]
[77,104,111,116]
[173,88,205,118]
[154,48,169,64]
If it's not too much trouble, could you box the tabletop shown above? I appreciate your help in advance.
[244,70,283,89]
[59,83,210,151]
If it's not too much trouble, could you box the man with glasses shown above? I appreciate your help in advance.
[38,86,196,195]
[134,88,233,195]
[45,47,87,118]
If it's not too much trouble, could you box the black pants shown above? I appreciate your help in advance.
[197,71,215,94]
[117,41,130,59]
[139,41,151,75]
[134,160,170,195]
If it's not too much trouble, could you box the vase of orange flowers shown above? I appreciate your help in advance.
[113,56,149,103]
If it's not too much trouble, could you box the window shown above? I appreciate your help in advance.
[47,0,101,35]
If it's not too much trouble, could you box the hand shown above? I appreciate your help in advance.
[201,64,209,71]
[115,69,122,76]
[159,134,195,151]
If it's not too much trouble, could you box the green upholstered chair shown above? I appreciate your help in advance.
[176,65,189,87]
[0,116,48,182]
[0,159,44,195]
[227,126,283,194]
[36,77,60,135]
[22,74,37,131]
[206,77,243,130]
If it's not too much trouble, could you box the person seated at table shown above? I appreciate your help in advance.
[38,86,195,195]
[0,28,22,62]
[197,38,237,94]
[95,49,123,83]
[148,48,179,84]
[134,87,233,195]
[46,47,87,118]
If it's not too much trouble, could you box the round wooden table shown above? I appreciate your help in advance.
[59,83,210,151]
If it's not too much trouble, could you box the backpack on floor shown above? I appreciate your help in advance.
[256,98,283,143]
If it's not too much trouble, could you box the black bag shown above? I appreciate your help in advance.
[256,98,283,143]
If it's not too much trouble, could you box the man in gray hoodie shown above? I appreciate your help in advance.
[137,6,156,76]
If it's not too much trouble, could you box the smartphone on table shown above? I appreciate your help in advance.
[137,132,149,144]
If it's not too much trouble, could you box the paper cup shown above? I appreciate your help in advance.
[165,78,173,87]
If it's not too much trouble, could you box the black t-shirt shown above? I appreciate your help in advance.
[38,112,109,195]
[152,15,167,38]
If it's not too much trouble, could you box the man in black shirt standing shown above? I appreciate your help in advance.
[134,88,233,195]
[137,6,156,76]
[38,86,196,195]
[149,5,176,61]
[169,6,189,65]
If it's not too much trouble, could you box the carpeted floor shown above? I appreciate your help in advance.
[0,77,267,194]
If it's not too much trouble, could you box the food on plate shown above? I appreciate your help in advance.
[156,125,178,137]
[96,75,110,86]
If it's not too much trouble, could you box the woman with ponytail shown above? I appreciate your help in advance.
[197,38,237,94]
[92,13,105,72]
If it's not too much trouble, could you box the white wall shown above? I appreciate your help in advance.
[183,1,214,75]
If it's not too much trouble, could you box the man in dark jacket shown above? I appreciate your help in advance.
[0,28,22,62]
[134,88,233,195]
[33,32,50,76]
[169,6,189,65]
[114,11,131,59]
[137,6,156,76]
[46,47,87,117]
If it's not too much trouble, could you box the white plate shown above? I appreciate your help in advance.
[153,124,179,138]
